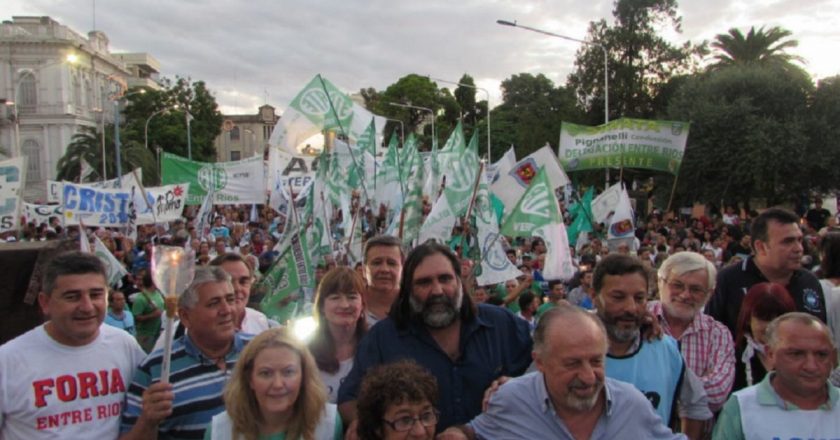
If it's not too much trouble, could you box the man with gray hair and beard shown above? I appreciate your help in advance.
[438,305,685,439]
[338,241,533,435]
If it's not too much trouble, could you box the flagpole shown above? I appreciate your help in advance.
[457,161,486,259]
[319,191,336,259]
[666,172,680,214]
[315,75,372,205]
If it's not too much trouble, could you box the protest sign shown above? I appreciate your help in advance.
[135,183,190,225]
[162,152,264,205]
[559,118,689,174]
[61,182,133,226]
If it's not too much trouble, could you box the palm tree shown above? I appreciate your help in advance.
[710,26,805,70]
[56,126,159,185]
[56,126,107,182]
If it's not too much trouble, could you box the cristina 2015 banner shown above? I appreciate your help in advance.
[161,152,265,205]
[558,118,689,175]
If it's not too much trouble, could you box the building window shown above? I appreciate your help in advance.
[263,125,273,139]
[18,72,37,111]
[230,126,240,141]
[72,71,82,109]
[230,150,241,161]
[23,139,41,182]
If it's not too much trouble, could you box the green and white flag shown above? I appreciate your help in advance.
[501,167,563,236]
[374,132,403,210]
[94,235,128,286]
[442,131,480,217]
[400,151,426,246]
[161,152,264,205]
[258,225,314,325]
[501,167,574,280]
[474,168,522,286]
[559,118,689,174]
[268,74,355,154]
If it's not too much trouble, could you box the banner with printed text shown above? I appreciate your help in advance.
[135,183,190,225]
[0,157,26,233]
[61,182,133,227]
[23,203,63,226]
[161,152,264,205]
[559,118,689,174]
[47,169,143,204]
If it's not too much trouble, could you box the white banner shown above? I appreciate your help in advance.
[135,183,190,225]
[22,203,63,226]
[61,182,134,227]
[94,235,128,286]
[0,157,26,233]
[47,169,143,204]
[591,183,623,224]
[491,145,570,216]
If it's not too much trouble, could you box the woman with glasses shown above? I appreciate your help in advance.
[204,328,342,440]
[308,267,368,403]
[356,360,439,440]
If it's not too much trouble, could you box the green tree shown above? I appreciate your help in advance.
[568,0,704,122]
[666,65,816,206]
[122,77,223,163]
[368,74,460,150]
[489,73,583,159]
[710,26,805,71]
[806,76,840,189]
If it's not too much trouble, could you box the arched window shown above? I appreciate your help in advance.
[22,139,41,182]
[230,126,240,141]
[18,71,37,111]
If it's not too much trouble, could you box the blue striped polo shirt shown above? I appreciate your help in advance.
[120,332,253,439]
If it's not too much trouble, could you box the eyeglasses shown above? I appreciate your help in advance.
[382,409,439,432]
[665,280,707,297]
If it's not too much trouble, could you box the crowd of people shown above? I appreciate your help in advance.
[2,196,840,439]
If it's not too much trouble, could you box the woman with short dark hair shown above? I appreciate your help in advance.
[356,360,439,440]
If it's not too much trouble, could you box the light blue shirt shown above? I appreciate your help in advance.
[104,309,136,335]
[469,372,686,440]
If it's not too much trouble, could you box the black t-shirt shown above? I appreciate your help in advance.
[705,257,827,336]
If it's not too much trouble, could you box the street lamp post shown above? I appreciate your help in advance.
[145,105,178,151]
[186,110,193,159]
[387,102,435,149]
[384,117,405,146]
[497,19,610,184]
[109,83,145,186]
[428,76,492,161]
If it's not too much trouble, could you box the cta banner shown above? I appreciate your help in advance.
[161,153,265,205]
[559,118,689,174]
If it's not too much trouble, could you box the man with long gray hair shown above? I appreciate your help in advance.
[119,266,253,440]
[338,241,532,434]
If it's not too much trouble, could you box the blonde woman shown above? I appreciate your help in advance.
[205,328,342,440]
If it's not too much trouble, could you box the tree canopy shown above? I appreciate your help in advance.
[568,0,705,122]
[710,26,805,72]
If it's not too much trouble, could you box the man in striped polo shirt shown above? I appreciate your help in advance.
[119,266,253,440]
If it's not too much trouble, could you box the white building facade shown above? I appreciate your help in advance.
[0,16,159,201]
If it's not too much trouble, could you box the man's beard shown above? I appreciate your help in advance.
[409,287,463,329]
[597,309,641,344]
[562,377,604,411]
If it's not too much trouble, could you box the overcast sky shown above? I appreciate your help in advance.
[5,0,839,115]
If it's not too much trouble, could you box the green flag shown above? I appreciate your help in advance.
[442,131,480,216]
[500,167,563,237]
[400,150,427,246]
[566,187,595,244]
[257,227,314,325]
